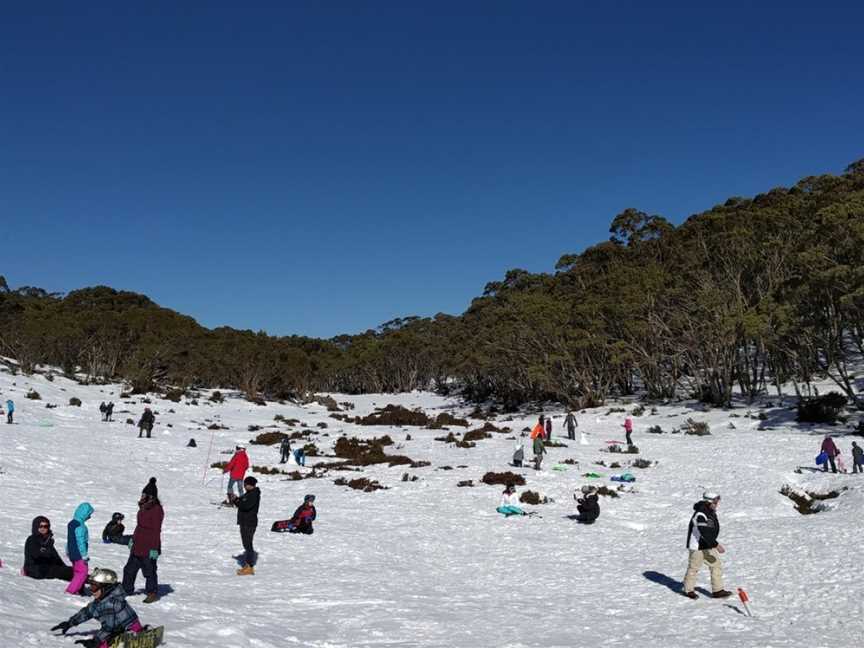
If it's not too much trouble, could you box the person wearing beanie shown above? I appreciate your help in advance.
[23,516,73,581]
[682,492,731,599]
[102,512,131,546]
[122,478,164,604]
[223,445,250,504]
[288,494,317,534]
[235,476,260,575]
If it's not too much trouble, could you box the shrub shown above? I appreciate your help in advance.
[314,395,341,411]
[401,473,419,482]
[682,419,710,436]
[26,389,41,400]
[69,397,82,407]
[647,425,664,434]
[605,407,626,415]
[248,425,262,432]
[595,486,620,498]
[252,465,286,475]
[302,442,319,457]
[608,444,639,454]
[164,389,184,403]
[631,458,653,469]
[334,477,387,492]
[797,392,848,424]
[481,471,526,486]
[209,391,224,403]
[211,461,228,470]
[316,422,328,429]
[45,403,58,409]
[207,423,229,430]
[631,404,645,416]
[126,418,135,425]
[456,479,474,487]
[357,404,430,426]
[519,490,543,505]
[249,431,287,445]
[462,428,492,442]
[429,412,470,428]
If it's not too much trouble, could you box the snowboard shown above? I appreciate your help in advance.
[108,625,164,648]
[271,519,295,532]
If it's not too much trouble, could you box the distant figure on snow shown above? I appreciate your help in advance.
[279,436,292,464]
[102,512,131,546]
[532,431,546,470]
[496,484,526,517]
[574,486,600,524]
[682,492,731,600]
[545,416,553,441]
[105,401,114,422]
[122,478,164,604]
[137,407,155,438]
[293,447,306,467]
[223,444,250,503]
[234,476,260,576]
[65,502,94,595]
[99,402,107,421]
[512,434,525,467]
[6,399,14,424]
[563,411,578,441]
[23,516,73,581]
[820,435,840,474]
[51,568,144,647]
[852,441,864,474]
[272,494,317,534]
[623,417,634,446]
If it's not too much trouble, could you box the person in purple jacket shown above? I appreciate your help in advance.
[821,435,840,474]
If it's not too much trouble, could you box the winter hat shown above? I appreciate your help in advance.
[581,485,595,494]
[702,491,720,502]
[111,512,124,522]
[304,494,316,502]
[142,477,158,498]
[243,476,257,487]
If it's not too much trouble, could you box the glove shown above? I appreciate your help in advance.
[128,540,134,551]
[148,549,159,560]
[74,639,99,648]
[51,621,71,634]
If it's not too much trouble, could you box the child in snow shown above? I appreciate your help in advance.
[102,513,131,545]
[512,435,525,467]
[574,486,600,524]
[623,417,634,446]
[6,398,14,424]
[287,494,317,534]
[66,502,94,594]
[223,444,250,503]
[51,568,143,648]
[852,441,864,474]
[23,516,73,581]
[497,484,526,517]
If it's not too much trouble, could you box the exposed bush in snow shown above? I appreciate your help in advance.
[481,471,526,486]
[314,394,340,411]
[333,477,387,492]
[519,490,545,505]
[631,404,645,416]
[164,388,184,403]
[797,392,847,424]
[26,389,40,400]
[780,484,845,514]
[462,428,492,442]
[682,419,710,436]
[647,425,664,434]
[69,397,82,407]
[595,486,620,498]
[456,479,474,487]
[209,391,224,403]
[631,458,654,469]
[608,444,639,454]
[428,412,470,428]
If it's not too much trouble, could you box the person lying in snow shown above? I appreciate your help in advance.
[51,568,144,648]
[272,494,317,534]
[574,486,600,524]
[23,516,73,581]
[496,484,526,517]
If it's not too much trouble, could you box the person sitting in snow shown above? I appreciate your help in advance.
[23,516,73,581]
[682,491,731,600]
[496,484,526,517]
[574,486,600,524]
[101,513,131,545]
[51,568,144,648]
[288,494,317,534]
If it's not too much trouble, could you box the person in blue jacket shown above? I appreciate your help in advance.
[65,502,94,594]
[6,399,14,424]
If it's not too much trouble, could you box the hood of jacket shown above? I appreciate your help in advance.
[31,515,51,536]
[692,500,713,516]
[73,502,94,523]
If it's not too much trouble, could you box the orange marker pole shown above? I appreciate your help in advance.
[737,588,752,617]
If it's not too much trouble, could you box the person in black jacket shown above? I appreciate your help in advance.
[137,408,155,439]
[23,516,73,581]
[279,436,292,464]
[232,476,260,576]
[682,492,731,599]
[102,512,131,545]
[574,486,600,524]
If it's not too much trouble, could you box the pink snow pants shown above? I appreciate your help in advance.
[96,620,143,648]
[65,560,88,594]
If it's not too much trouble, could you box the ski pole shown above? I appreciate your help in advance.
[202,428,216,484]
[737,588,752,617]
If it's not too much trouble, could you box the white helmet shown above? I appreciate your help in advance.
[89,567,118,586]
[702,491,720,502]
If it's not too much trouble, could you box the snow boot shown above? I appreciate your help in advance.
[684,591,698,600]
[236,565,255,576]
[143,592,159,604]
[712,590,732,599]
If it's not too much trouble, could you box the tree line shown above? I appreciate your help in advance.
[2,160,862,409]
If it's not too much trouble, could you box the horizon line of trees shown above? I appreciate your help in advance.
[2,159,863,409]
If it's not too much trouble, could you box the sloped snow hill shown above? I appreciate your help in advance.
[0,369,861,647]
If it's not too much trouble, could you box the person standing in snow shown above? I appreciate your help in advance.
[563,411,578,441]
[137,407,155,438]
[623,417,634,446]
[279,435,292,464]
[682,492,731,600]
[223,444,250,503]
[496,484,526,517]
[293,446,306,466]
[234,476,260,576]
[122,478,164,604]
[545,416,553,441]
[821,435,840,474]
[574,486,600,524]
[51,568,144,647]
[66,502,94,594]
[105,402,114,422]
[852,441,864,474]
[6,398,14,424]
[512,433,525,467]
[533,429,546,470]
[99,402,107,422]
[23,516,73,581]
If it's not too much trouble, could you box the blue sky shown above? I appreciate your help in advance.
[1,2,862,337]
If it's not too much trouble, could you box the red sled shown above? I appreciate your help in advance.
[271,520,295,533]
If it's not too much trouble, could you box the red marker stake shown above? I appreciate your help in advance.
[738,588,752,617]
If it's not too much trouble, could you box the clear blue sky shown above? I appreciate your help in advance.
[2,2,862,338]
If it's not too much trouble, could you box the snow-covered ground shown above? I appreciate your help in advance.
[0,369,862,647]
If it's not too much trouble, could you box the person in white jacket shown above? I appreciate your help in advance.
[496,484,526,517]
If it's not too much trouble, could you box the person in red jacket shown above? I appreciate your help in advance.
[224,444,250,504]
[821,435,840,474]
[122,477,164,604]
